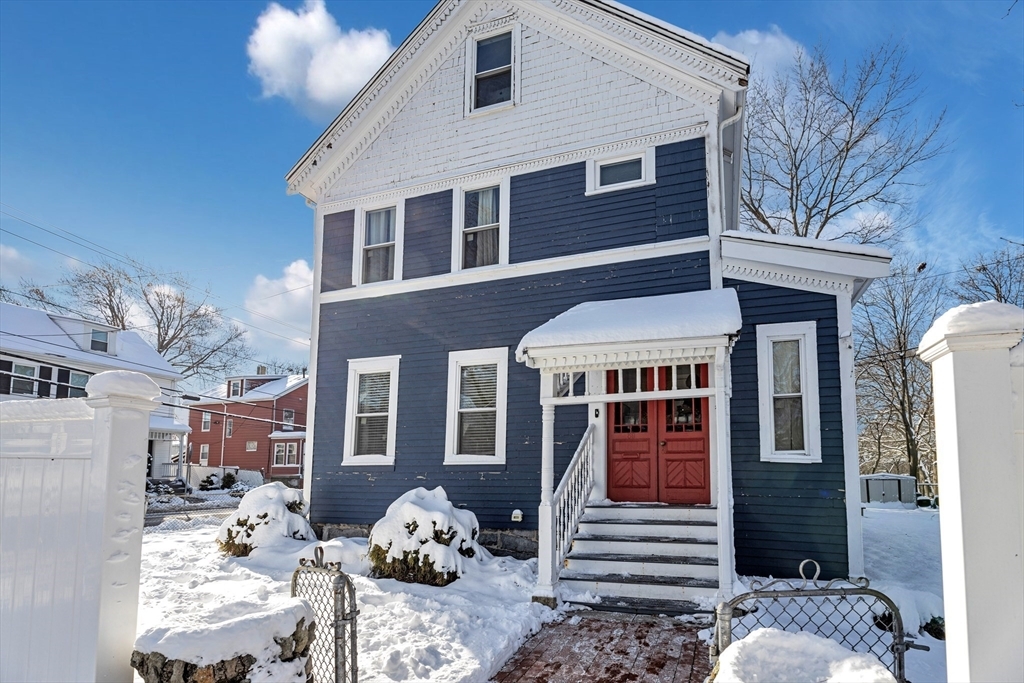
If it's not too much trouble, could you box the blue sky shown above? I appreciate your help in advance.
[1,0,1021,370]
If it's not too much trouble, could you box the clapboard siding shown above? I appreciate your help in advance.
[321,210,354,292]
[726,279,849,578]
[311,253,711,529]
[508,139,708,262]
[404,190,452,279]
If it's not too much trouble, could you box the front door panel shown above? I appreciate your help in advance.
[607,399,658,502]
[658,397,711,504]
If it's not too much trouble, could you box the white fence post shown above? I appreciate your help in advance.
[918,301,1024,683]
[0,370,159,683]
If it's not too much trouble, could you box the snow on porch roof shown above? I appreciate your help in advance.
[516,289,742,366]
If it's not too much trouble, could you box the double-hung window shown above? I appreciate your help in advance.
[473,32,512,110]
[69,371,89,398]
[282,409,295,431]
[355,202,404,285]
[756,321,821,463]
[444,348,508,465]
[199,444,209,465]
[201,412,211,432]
[274,443,286,466]
[286,443,298,465]
[229,380,241,397]
[11,363,37,395]
[343,356,400,465]
[90,330,109,353]
[454,178,509,271]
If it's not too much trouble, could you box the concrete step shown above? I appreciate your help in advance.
[571,535,718,558]
[565,552,719,580]
[560,571,719,601]
[576,519,718,541]
[583,504,717,524]
[562,596,715,618]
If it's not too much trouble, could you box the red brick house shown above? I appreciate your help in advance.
[187,373,308,486]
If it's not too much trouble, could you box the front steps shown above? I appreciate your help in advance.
[560,503,719,615]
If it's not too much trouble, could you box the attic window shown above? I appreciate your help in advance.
[90,330,109,353]
[229,380,241,398]
[466,27,518,115]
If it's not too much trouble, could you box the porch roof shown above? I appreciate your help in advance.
[516,289,742,373]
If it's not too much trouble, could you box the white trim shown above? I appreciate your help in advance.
[352,199,405,286]
[324,235,711,303]
[303,201,324,503]
[464,22,520,117]
[245,440,258,452]
[342,355,401,466]
[225,418,233,438]
[521,335,726,375]
[451,175,511,273]
[201,411,211,432]
[444,347,508,466]
[199,443,209,465]
[229,379,241,398]
[756,321,822,463]
[273,442,286,466]
[837,294,865,577]
[585,148,656,195]
[8,361,38,396]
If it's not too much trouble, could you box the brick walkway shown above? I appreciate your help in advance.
[493,611,713,683]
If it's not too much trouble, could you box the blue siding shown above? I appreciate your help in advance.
[508,138,708,263]
[404,190,452,279]
[321,210,354,292]
[726,280,849,579]
[311,253,711,530]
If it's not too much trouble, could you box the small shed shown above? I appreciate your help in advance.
[860,473,917,505]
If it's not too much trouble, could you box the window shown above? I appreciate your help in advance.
[11,363,37,395]
[274,443,286,466]
[201,412,211,432]
[90,330,109,352]
[343,356,401,465]
[229,380,241,398]
[199,443,209,465]
[756,321,821,463]
[282,409,295,431]
[287,443,298,465]
[246,440,258,452]
[354,202,404,285]
[444,348,508,465]
[453,178,509,272]
[585,149,656,195]
[69,371,89,398]
[473,31,512,110]
[226,418,233,438]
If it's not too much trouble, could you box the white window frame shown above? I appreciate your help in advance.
[90,329,109,353]
[245,440,257,452]
[201,411,211,432]
[342,355,401,466]
[352,200,405,287]
[225,418,233,438]
[10,362,38,395]
[274,443,286,466]
[756,321,822,463]
[199,443,209,465]
[286,442,298,465]
[282,408,295,431]
[451,176,510,273]
[69,371,89,398]
[229,379,241,397]
[464,23,520,117]
[444,347,509,466]
[585,148,656,196]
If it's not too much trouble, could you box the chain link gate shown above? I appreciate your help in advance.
[709,560,929,683]
[291,547,359,683]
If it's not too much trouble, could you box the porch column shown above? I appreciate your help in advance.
[714,346,736,599]
[534,400,557,606]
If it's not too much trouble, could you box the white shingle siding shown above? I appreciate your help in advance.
[324,26,707,203]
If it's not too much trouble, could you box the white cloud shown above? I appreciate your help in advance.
[712,26,803,78]
[0,243,34,285]
[243,260,314,359]
[247,0,394,118]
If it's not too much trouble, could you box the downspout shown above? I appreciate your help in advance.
[219,402,226,467]
[270,397,278,478]
[717,104,744,235]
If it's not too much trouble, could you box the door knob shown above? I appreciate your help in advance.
[659,441,667,446]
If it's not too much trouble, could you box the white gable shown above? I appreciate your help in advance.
[322,21,708,203]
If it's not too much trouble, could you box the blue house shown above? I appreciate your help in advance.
[286,0,890,610]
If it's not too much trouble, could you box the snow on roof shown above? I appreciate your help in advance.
[0,302,180,380]
[860,473,915,480]
[269,431,306,439]
[919,300,1024,352]
[721,230,892,260]
[150,415,191,433]
[190,375,308,405]
[516,288,742,360]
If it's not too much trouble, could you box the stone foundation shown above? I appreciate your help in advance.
[318,523,538,560]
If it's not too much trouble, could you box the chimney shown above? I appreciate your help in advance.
[256,365,267,375]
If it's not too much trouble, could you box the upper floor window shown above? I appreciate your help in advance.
[453,178,509,272]
[90,330,109,353]
[11,363,36,395]
[201,411,211,432]
[585,149,656,196]
[756,321,821,463]
[229,380,241,398]
[474,32,512,109]
[282,409,295,431]
[363,207,396,283]
[226,418,234,438]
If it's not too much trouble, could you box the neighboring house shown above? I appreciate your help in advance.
[285,0,891,609]
[0,301,189,478]
[186,372,308,486]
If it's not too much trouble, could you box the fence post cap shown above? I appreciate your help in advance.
[919,300,1024,363]
[85,370,162,401]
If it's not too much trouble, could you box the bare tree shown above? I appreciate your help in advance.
[952,242,1024,307]
[56,262,137,330]
[743,43,945,244]
[855,261,947,481]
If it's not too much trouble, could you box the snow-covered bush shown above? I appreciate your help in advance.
[217,482,315,557]
[368,487,482,586]
[220,471,237,489]
[199,474,220,491]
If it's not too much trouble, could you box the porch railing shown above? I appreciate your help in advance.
[552,424,597,571]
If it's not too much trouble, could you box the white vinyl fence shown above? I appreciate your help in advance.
[1,371,159,683]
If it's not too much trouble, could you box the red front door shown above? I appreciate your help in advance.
[607,366,711,505]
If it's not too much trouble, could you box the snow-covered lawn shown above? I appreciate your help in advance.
[137,519,555,682]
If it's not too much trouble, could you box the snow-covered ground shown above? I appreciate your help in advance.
[137,518,556,682]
